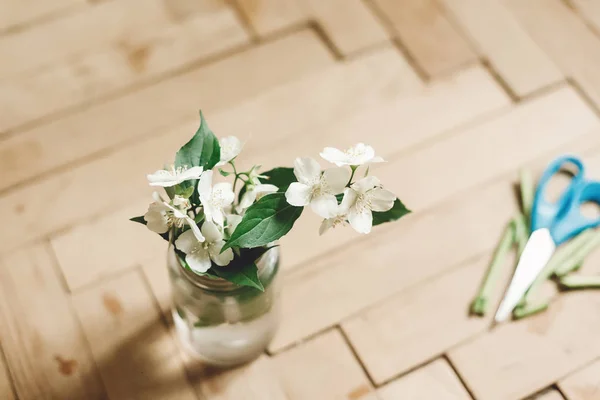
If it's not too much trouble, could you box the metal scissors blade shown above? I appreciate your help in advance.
[494,228,556,322]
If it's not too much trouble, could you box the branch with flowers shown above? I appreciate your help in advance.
[131,112,410,290]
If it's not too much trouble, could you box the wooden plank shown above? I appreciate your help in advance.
[237,0,389,55]
[268,91,600,352]
[371,0,477,76]
[0,29,333,192]
[570,0,600,34]
[142,256,172,317]
[0,244,105,399]
[236,0,308,36]
[195,355,288,400]
[0,351,15,400]
[506,0,600,107]
[531,390,566,400]
[305,0,390,55]
[342,255,499,384]
[272,329,377,400]
[0,1,248,134]
[377,359,471,400]
[448,234,600,400]
[211,46,423,162]
[560,359,600,400]
[0,0,173,78]
[439,0,562,97]
[72,270,199,400]
[162,0,223,22]
[0,0,84,33]
[52,200,165,291]
[50,62,503,291]
[390,87,597,211]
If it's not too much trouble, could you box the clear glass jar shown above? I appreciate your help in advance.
[168,245,281,367]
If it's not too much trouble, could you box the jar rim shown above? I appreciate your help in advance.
[169,246,280,293]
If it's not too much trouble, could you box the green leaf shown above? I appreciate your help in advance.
[174,185,195,198]
[218,168,231,177]
[238,181,249,204]
[175,110,221,171]
[205,246,274,290]
[372,198,411,226]
[174,111,220,204]
[164,186,176,199]
[130,216,146,225]
[212,262,264,291]
[234,246,275,267]
[175,306,186,320]
[261,167,296,192]
[223,192,302,251]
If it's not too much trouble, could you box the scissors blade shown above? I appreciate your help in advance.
[494,228,556,323]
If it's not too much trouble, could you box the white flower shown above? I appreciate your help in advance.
[216,136,243,166]
[247,165,266,186]
[144,193,204,241]
[341,176,395,234]
[236,166,277,212]
[320,143,384,167]
[147,165,203,187]
[175,221,234,273]
[198,170,235,227]
[319,208,348,235]
[226,214,243,237]
[144,202,172,234]
[238,183,278,212]
[285,157,350,218]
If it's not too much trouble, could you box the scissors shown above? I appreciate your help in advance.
[495,155,600,322]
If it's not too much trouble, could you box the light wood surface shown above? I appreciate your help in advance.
[532,390,567,400]
[560,359,600,400]
[0,352,15,400]
[272,329,377,399]
[3,1,600,398]
[0,0,248,134]
[370,0,478,77]
[439,0,562,97]
[72,270,198,399]
[0,244,105,399]
[377,359,471,400]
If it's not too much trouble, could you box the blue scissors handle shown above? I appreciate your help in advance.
[532,155,600,245]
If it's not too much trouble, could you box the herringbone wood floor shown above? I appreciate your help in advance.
[2,0,600,399]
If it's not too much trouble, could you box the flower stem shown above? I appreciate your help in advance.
[348,165,358,186]
[519,168,534,221]
[570,262,583,273]
[513,213,529,255]
[513,301,549,319]
[553,230,600,277]
[560,275,600,289]
[470,220,515,316]
[230,161,240,193]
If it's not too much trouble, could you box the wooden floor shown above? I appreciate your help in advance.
[3,0,600,399]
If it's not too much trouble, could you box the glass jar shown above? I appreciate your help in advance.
[168,245,281,367]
